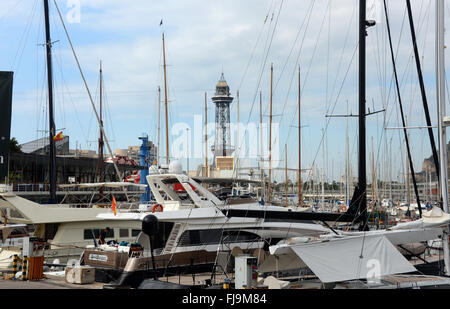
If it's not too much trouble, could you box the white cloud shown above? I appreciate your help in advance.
[3,0,450,180]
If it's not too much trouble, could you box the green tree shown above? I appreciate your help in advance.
[8,171,20,184]
[9,137,21,153]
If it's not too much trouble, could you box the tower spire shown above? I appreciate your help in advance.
[211,73,234,160]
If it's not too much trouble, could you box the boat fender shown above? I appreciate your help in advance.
[152,204,164,213]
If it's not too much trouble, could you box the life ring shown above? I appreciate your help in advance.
[340,205,348,212]
[152,204,164,213]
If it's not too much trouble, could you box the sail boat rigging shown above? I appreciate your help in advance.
[382,0,423,218]
[405,0,441,187]
[52,0,122,182]
[259,1,450,287]
[226,0,373,227]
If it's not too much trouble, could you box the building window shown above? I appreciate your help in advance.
[119,229,129,238]
[131,229,141,237]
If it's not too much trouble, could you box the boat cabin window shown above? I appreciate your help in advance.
[0,207,25,220]
[178,229,260,247]
[119,228,129,238]
[83,228,114,240]
[160,180,196,203]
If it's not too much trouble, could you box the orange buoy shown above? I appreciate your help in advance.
[151,204,164,213]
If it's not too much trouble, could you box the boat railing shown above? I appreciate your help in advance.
[13,183,48,192]
[10,183,147,196]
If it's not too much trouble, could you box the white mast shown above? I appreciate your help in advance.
[436,0,450,275]
[157,86,161,165]
[322,128,325,209]
[346,100,350,205]
[260,92,265,200]
[236,90,239,165]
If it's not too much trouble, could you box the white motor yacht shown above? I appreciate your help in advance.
[91,162,338,287]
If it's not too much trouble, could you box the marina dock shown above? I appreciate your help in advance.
[0,271,228,290]
[2,0,450,292]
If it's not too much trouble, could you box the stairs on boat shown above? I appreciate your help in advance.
[161,223,183,255]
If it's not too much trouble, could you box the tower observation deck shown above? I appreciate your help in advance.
[211,73,234,159]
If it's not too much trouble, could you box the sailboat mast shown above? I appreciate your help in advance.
[345,100,350,205]
[371,137,375,213]
[322,128,325,209]
[268,64,273,205]
[98,61,104,184]
[157,86,161,165]
[357,0,368,229]
[236,90,239,162]
[389,138,393,202]
[162,33,169,164]
[406,0,440,183]
[436,0,450,275]
[298,67,303,208]
[43,0,57,203]
[406,144,411,211]
[260,91,265,200]
[383,0,422,217]
[205,92,208,177]
[285,144,288,207]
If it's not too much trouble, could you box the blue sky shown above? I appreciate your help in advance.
[1,0,449,183]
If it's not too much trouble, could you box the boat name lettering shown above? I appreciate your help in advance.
[88,253,108,262]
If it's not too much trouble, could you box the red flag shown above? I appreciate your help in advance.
[54,131,64,141]
[112,195,117,216]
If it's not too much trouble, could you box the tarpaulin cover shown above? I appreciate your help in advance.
[391,206,450,230]
[290,234,416,283]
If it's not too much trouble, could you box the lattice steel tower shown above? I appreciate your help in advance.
[211,73,234,159]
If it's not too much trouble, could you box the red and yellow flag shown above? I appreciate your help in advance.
[112,195,117,216]
[54,131,64,142]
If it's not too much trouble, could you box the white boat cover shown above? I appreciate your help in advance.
[390,207,450,230]
[289,234,416,283]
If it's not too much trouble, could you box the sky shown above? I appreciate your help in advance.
[1,0,450,183]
